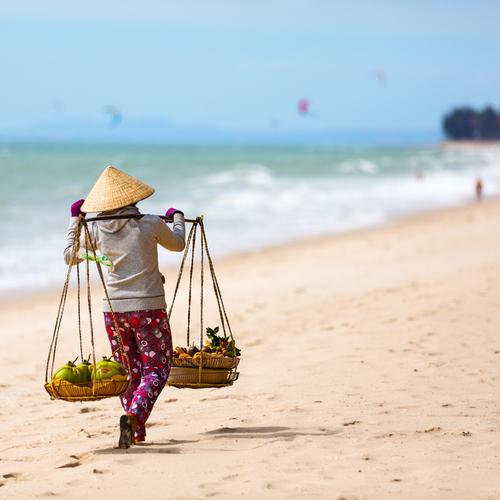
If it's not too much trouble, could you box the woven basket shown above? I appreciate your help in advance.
[197,353,240,370]
[174,354,240,370]
[167,367,239,388]
[45,378,130,402]
[173,356,197,368]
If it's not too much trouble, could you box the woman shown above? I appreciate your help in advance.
[64,166,185,448]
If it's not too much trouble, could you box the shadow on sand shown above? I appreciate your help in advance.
[204,426,340,439]
[93,425,340,455]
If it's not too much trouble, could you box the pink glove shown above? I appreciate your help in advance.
[71,199,86,217]
[165,207,184,217]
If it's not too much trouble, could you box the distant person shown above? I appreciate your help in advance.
[475,178,483,202]
[415,169,424,181]
[64,166,186,448]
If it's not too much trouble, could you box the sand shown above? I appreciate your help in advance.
[1,199,499,499]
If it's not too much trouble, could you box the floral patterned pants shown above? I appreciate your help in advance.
[104,309,172,441]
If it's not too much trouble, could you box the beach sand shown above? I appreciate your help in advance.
[1,199,499,499]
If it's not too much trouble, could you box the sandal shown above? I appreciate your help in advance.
[118,414,134,449]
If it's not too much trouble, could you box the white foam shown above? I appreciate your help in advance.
[2,145,500,294]
[338,159,380,174]
[202,164,275,187]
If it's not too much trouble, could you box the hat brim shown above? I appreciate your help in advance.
[81,166,155,213]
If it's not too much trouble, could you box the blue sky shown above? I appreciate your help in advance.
[0,0,499,138]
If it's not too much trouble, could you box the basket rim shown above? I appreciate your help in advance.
[173,355,240,369]
[167,367,239,388]
[45,378,130,402]
[169,366,233,373]
[167,381,235,389]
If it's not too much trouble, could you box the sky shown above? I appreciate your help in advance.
[0,0,499,139]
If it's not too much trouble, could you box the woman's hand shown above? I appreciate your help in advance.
[165,207,184,217]
[71,199,86,217]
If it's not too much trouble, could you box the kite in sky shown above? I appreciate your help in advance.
[297,98,310,116]
[103,105,123,128]
[372,69,387,84]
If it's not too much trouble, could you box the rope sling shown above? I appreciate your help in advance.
[167,216,239,388]
[45,216,131,401]
[44,214,239,402]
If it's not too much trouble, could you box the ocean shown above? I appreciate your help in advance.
[1,142,500,294]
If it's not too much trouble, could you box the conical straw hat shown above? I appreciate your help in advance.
[81,166,155,213]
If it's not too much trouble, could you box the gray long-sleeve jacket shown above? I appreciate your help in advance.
[64,205,185,312]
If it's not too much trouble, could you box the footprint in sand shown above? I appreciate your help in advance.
[1,472,23,488]
[200,394,247,402]
[376,431,406,439]
[56,452,90,469]
[221,473,239,481]
[79,407,100,413]
[416,427,441,434]
[57,461,81,469]
[79,428,96,438]
[204,490,224,498]
[2,472,23,487]
[3,472,22,479]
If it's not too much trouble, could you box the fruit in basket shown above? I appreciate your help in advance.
[53,358,88,384]
[202,345,212,353]
[206,326,241,357]
[226,339,240,357]
[173,346,188,359]
[187,345,199,357]
[92,356,128,381]
[178,353,191,359]
[75,357,92,383]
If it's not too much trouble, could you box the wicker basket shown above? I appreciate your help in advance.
[197,353,240,370]
[173,354,240,370]
[44,378,130,402]
[173,356,197,368]
[167,366,239,388]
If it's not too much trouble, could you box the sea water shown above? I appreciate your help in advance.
[1,142,500,293]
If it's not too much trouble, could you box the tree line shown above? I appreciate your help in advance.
[443,105,500,140]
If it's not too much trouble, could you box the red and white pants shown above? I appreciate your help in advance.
[104,309,172,441]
